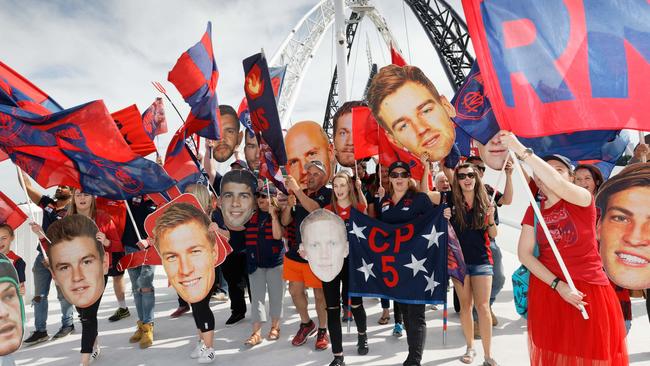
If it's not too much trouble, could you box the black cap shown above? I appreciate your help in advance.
[388,161,411,174]
[230,159,249,170]
[542,154,573,171]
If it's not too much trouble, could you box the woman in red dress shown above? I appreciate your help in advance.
[502,132,628,366]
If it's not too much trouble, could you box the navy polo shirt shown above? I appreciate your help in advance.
[377,191,434,225]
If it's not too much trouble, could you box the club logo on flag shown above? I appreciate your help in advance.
[245,64,264,100]
[89,159,145,194]
[455,71,490,120]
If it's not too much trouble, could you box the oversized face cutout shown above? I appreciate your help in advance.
[50,236,109,309]
[333,112,355,168]
[220,181,256,229]
[285,121,333,189]
[0,254,24,356]
[301,218,349,282]
[145,194,232,304]
[597,185,650,290]
[371,75,456,162]
[476,134,508,170]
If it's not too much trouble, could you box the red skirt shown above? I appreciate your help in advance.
[528,276,628,366]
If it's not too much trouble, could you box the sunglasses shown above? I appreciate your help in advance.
[389,172,411,178]
[457,172,476,180]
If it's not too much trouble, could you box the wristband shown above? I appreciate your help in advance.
[550,277,560,290]
[516,148,534,161]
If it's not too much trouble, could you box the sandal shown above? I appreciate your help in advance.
[460,348,476,364]
[483,357,499,366]
[245,332,263,347]
[377,315,390,325]
[267,327,280,341]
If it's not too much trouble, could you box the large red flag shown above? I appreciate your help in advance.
[111,105,157,157]
[461,0,650,137]
[0,192,28,230]
[352,106,378,160]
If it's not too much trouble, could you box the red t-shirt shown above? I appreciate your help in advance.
[521,198,609,286]
[324,202,367,221]
[96,210,123,253]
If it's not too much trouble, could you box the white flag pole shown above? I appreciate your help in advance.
[124,200,143,243]
[509,150,589,320]
[16,167,51,258]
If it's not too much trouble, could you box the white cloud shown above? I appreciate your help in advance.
[0,0,464,202]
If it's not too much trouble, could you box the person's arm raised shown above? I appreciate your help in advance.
[17,170,43,205]
[286,176,320,212]
[500,131,591,207]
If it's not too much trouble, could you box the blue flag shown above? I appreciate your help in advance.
[348,207,448,305]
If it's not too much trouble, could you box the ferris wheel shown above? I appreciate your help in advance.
[267,0,474,137]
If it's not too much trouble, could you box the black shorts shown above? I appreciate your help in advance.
[107,252,126,277]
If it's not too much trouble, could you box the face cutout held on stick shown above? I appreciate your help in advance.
[300,209,349,282]
[0,253,24,356]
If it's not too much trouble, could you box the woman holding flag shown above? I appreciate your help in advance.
[501,131,628,365]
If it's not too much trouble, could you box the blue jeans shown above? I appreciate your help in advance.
[125,246,155,324]
[32,253,74,332]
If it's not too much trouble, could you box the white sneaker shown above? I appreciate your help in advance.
[90,345,100,363]
[190,341,206,359]
[198,347,216,363]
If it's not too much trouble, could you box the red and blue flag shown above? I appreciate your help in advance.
[348,206,448,304]
[238,65,286,135]
[111,104,158,157]
[0,61,63,116]
[462,0,650,137]
[168,22,221,140]
[141,97,168,140]
[0,191,28,230]
[164,125,209,193]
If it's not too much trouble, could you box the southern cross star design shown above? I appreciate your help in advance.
[357,258,376,282]
[424,273,440,295]
[404,254,427,277]
[422,224,445,249]
[349,221,367,240]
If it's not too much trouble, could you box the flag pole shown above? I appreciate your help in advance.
[508,150,589,319]
[489,155,509,205]
[16,166,51,257]
[124,200,143,243]
[442,300,448,345]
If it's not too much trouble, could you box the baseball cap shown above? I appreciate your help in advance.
[230,159,249,170]
[304,160,326,174]
[388,161,411,174]
[542,154,574,171]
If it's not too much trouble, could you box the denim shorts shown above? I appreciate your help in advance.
[467,264,494,276]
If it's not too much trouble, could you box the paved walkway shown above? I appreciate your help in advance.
[11,225,650,365]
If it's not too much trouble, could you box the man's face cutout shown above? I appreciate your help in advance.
[285,121,334,189]
[145,194,232,304]
[50,236,109,309]
[0,254,24,356]
[301,216,349,282]
[220,172,257,229]
[597,185,650,290]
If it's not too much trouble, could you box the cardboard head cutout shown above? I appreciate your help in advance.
[475,134,509,170]
[332,101,367,168]
[46,215,109,309]
[220,169,257,229]
[300,209,348,282]
[145,194,232,304]
[285,121,334,188]
[210,105,243,163]
[0,253,24,356]
[367,65,456,162]
[595,163,650,290]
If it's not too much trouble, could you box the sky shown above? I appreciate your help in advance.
[0,0,468,203]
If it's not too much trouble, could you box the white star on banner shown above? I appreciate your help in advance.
[356,258,376,282]
[404,254,428,277]
[424,273,440,295]
[349,221,367,240]
[422,224,445,249]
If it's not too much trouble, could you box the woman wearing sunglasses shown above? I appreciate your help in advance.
[376,161,449,366]
[448,163,498,366]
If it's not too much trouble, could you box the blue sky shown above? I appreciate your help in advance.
[0,0,464,202]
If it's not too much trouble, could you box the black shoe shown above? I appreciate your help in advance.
[24,330,49,345]
[357,333,369,355]
[225,313,245,327]
[108,307,131,322]
[329,356,345,366]
[52,325,74,339]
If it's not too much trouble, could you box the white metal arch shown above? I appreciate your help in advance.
[269,0,401,128]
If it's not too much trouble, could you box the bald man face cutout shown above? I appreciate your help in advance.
[285,121,334,189]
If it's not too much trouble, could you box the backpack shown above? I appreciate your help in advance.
[512,209,539,318]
